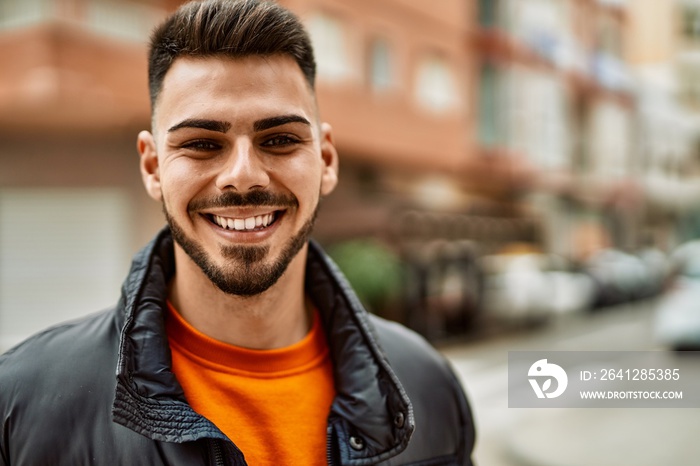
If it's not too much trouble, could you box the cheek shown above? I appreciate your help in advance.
[290,177,322,211]
[280,158,324,197]
[160,161,211,204]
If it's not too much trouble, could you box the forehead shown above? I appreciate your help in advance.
[154,55,317,129]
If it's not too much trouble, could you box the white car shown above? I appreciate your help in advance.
[480,253,595,324]
[654,246,700,351]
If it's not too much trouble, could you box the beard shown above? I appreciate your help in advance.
[164,190,319,297]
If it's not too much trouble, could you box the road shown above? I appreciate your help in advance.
[440,300,700,466]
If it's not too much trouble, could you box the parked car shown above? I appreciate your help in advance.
[480,252,595,325]
[583,248,663,308]
[654,242,700,351]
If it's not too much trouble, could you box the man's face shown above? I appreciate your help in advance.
[138,55,338,296]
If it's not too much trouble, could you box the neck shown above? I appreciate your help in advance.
[168,244,311,350]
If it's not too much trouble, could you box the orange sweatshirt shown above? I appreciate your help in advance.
[166,303,336,465]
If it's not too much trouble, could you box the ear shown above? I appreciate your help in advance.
[137,130,162,201]
[319,122,339,196]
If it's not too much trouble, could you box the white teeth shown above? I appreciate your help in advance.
[212,213,276,231]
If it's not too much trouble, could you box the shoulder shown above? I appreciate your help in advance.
[0,309,122,462]
[0,307,119,369]
[369,314,458,387]
[0,308,120,411]
[369,315,476,465]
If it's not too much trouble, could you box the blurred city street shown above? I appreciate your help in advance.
[442,300,700,466]
[3,0,700,464]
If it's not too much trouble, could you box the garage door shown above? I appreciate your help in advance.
[0,188,130,351]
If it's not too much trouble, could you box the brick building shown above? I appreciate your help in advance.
[0,0,481,347]
[4,0,691,346]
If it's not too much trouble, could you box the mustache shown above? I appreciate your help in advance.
[188,190,298,212]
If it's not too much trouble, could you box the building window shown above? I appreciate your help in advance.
[478,63,502,147]
[368,37,394,92]
[478,0,500,27]
[682,5,700,41]
[0,0,52,30]
[414,53,458,113]
[589,102,631,177]
[596,15,622,58]
[679,62,700,109]
[86,1,164,42]
[306,12,351,82]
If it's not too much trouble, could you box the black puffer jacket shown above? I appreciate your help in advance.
[0,229,475,465]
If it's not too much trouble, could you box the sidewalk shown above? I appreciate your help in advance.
[505,408,700,466]
[441,300,700,466]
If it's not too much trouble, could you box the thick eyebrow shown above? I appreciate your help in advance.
[167,118,231,133]
[253,114,311,132]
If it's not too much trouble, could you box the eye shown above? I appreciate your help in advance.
[181,139,222,151]
[260,135,300,148]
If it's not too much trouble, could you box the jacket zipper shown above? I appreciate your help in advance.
[326,426,336,466]
[212,439,225,466]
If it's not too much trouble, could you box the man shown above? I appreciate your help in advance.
[0,0,475,464]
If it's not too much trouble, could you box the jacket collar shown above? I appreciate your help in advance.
[112,228,413,465]
[305,241,414,464]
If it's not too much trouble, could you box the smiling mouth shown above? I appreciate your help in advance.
[206,211,281,232]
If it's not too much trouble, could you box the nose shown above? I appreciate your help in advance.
[215,138,270,192]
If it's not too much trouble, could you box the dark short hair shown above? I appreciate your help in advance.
[147,0,316,109]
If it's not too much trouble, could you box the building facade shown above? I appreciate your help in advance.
[3,0,697,346]
[0,0,479,347]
